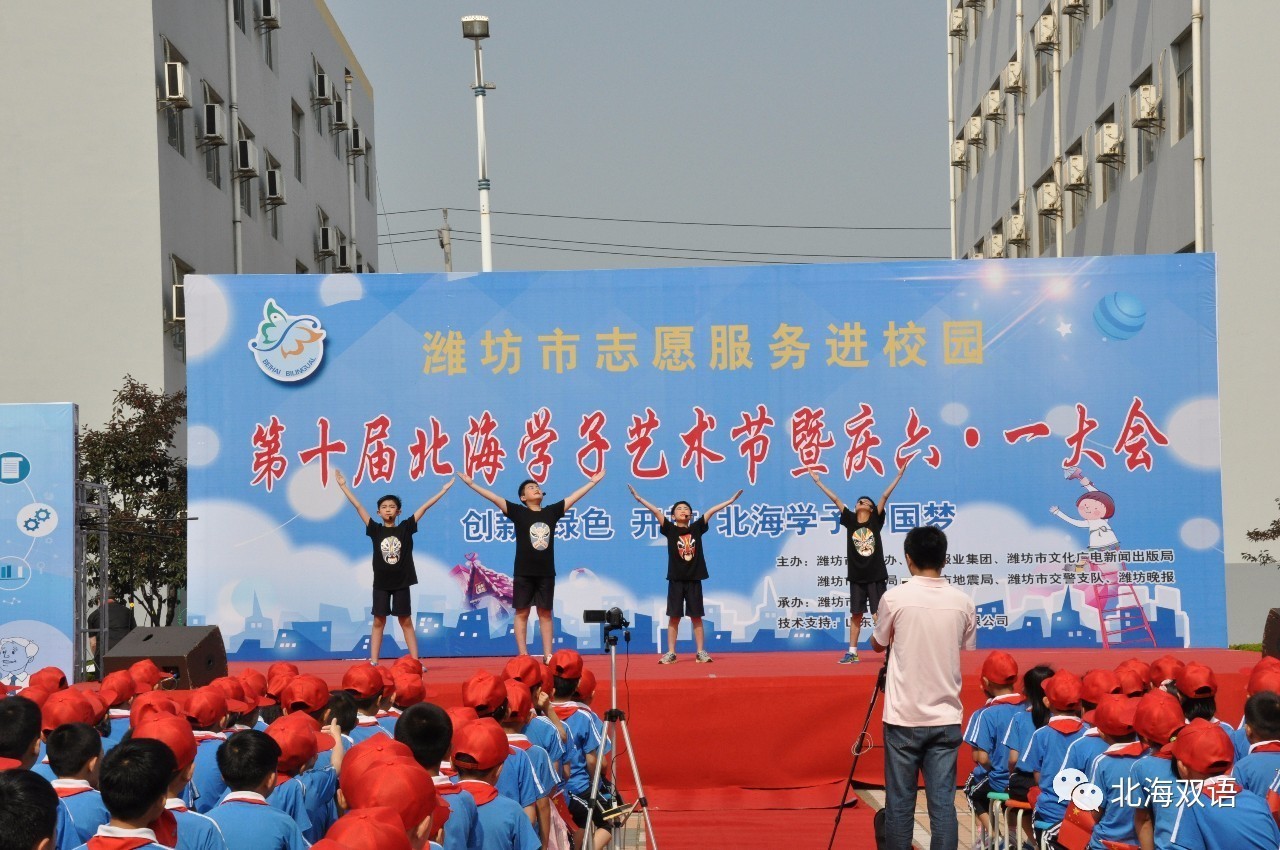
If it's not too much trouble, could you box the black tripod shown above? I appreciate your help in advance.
[827,650,890,850]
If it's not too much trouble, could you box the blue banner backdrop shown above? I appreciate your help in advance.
[185,255,1224,660]
[0,404,77,684]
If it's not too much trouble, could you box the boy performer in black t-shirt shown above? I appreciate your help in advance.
[627,484,743,665]
[808,464,908,664]
[334,468,453,666]
[458,469,605,661]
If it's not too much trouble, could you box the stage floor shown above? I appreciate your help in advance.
[233,647,1257,812]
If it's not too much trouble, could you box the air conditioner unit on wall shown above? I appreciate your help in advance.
[259,0,282,29]
[966,115,985,146]
[1131,84,1161,128]
[951,138,968,167]
[265,169,286,205]
[964,0,985,8]
[336,244,353,272]
[163,62,191,108]
[1065,154,1089,191]
[1063,0,1088,16]
[971,251,985,260]
[984,89,1004,120]
[349,128,366,155]
[201,103,227,145]
[1095,122,1124,162]
[949,8,967,38]
[318,227,337,257]
[1035,15,1057,51]
[989,233,1006,258]
[1037,182,1062,215]
[314,72,333,105]
[1004,61,1025,94]
[234,138,258,176]
[1008,214,1029,244]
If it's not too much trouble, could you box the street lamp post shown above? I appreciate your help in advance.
[462,15,494,272]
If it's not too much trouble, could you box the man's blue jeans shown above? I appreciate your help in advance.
[882,722,961,850]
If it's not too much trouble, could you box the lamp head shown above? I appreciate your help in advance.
[461,15,490,41]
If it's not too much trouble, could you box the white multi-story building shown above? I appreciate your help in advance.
[945,0,1280,642]
[2,0,377,429]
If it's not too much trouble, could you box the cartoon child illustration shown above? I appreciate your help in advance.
[1049,467,1118,552]
[0,636,39,687]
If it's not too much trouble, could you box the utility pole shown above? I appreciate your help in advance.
[437,209,453,272]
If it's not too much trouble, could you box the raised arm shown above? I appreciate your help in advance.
[808,470,845,514]
[627,484,665,523]
[563,468,605,511]
[702,489,744,520]
[877,466,907,514]
[334,470,371,526]
[412,478,455,523]
[458,471,508,513]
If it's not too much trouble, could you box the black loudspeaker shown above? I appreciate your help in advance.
[103,626,227,688]
[1264,609,1280,659]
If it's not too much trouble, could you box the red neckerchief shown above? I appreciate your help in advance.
[356,715,381,727]
[434,795,452,830]
[1103,742,1146,758]
[988,693,1027,706]
[457,779,500,805]
[0,757,20,770]
[1250,740,1280,754]
[275,772,298,786]
[221,792,270,806]
[165,798,189,813]
[1048,717,1086,735]
[86,838,155,850]
[52,780,94,798]
[552,703,579,720]
[1203,776,1240,804]
[149,810,177,847]
[193,732,226,744]
[507,734,532,751]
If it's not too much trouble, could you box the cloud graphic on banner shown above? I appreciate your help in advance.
[188,425,220,468]
[189,500,462,635]
[319,274,364,306]
[940,403,969,426]
[185,277,230,360]
[1164,397,1221,470]
[1180,517,1221,550]
[287,463,346,521]
[1045,404,1081,437]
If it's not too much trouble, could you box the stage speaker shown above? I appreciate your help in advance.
[1263,609,1280,659]
[103,626,227,688]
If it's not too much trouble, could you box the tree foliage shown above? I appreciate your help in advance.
[78,376,187,625]
[1242,498,1280,566]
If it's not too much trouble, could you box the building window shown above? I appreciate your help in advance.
[239,123,255,219]
[166,107,186,156]
[317,209,331,273]
[1067,12,1083,57]
[364,147,373,201]
[296,260,309,274]
[265,153,282,240]
[1096,108,1119,204]
[1066,140,1085,230]
[1175,31,1194,141]
[952,5,966,67]
[1035,170,1056,256]
[292,103,305,183]
[263,28,275,70]
[1096,0,1113,22]
[955,135,968,194]
[314,64,326,134]
[971,6,982,43]
[331,103,341,157]
[233,0,246,31]
[202,86,224,189]
[970,113,984,176]
[1131,70,1159,178]
[990,220,1004,257]
[1034,11,1053,99]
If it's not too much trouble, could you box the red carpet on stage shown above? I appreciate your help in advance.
[233,647,1257,844]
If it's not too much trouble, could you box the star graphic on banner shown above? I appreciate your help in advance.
[1056,321,1073,338]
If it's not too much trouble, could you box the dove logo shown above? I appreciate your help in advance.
[247,299,327,383]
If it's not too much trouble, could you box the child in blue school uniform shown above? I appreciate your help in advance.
[461,671,542,817]
[133,713,230,850]
[183,687,248,813]
[1081,694,1142,850]
[1016,671,1090,845]
[73,738,176,850]
[0,769,60,850]
[1129,688,1186,850]
[205,730,309,850]
[451,719,540,850]
[394,701,484,850]
[963,651,1026,842]
[1229,689,1280,798]
[1166,718,1280,850]
[1231,665,1280,762]
[46,723,110,846]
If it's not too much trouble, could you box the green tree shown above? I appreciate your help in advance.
[78,376,187,625]
[1243,498,1280,566]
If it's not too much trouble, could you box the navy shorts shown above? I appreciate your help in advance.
[666,580,705,618]
[514,575,555,611]
[849,581,887,617]
[372,587,411,618]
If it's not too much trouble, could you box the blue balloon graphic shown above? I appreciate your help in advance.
[1093,291,1146,340]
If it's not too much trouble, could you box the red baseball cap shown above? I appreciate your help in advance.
[41,690,94,733]
[446,707,480,753]
[266,672,297,701]
[551,650,583,680]
[1150,655,1186,687]
[1133,688,1185,746]
[1167,718,1234,775]
[342,665,384,701]
[267,714,333,775]
[981,651,1018,687]
[392,673,425,708]
[129,659,175,691]
[185,688,232,728]
[98,671,136,708]
[461,671,507,716]
[130,691,180,729]
[79,690,108,726]
[1081,670,1122,705]
[341,756,437,830]
[504,680,533,722]
[1116,658,1151,682]
[1253,657,1280,676]
[267,661,300,679]
[1043,671,1083,712]
[452,718,508,771]
[29,667,68,693]
[340,738,418,795]
[576,669,597,702]
[1115,668,1147,698]
[1175,662,1218,698]
[238,674,275,709]
[502,656,544,689]
[375,666,396,700]
[280,675,330,715]
[391,655,424,677]
[134,714,198,770]
[17,688,50,709]
[308,841,353,850]
[1092,694,1138,737]
[208,678,254,713]
[1248,667,1280,697]
[326,808,412,850]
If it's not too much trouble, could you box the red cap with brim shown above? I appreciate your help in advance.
[279,675,329,715]
[341,665,384,701]
[41,690,94,733]
[98,671,137,708]
[1248,668,1280,697]
[1167,718,1235,775]
[392,673,425,708]
[451,718,508,771]
[504,680,533,722]
[184,688,231,728]
[29,667,68,693]
[1115,668,1147,698]
[1175,663,1218,698]
[1092,694,1138,737]
[1081,670,1122,705]
[1043,671,1084,712]
[325,808,413,850]
[129,659,175,691]
[576,669,597,702]
[135,714,198,770]
[461,671,507,715]
[340,738,418,795]
[267,718,324,775]
[1150,655,1185,687]
[341,757,437,830]
[502,656,544,689]
[1133,689,1185,746]
[550,650,583,680]
[130,692,180,728]
[981,651,1019,687]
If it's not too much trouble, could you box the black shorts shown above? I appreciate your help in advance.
[964,771,992,815]
[513,575,555,611]
[666,580,705,618]
[567,789,617,832]
[372,587,411,618]
[1008,769,1035,802]
[849,580,887,617]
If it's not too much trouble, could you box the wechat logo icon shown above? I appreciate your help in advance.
[1053,766,1104,812]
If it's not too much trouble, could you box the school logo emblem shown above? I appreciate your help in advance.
[247,299,326,383]
[851,527,876,557]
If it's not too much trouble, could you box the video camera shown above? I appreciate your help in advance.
[582,606,629,630]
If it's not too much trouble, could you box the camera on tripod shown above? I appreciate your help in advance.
[582,606,629,631]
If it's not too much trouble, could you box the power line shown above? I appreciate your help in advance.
[375,174,402,273]
[434,234,844,265]
[377,206,947,232]
[379,228,945,261]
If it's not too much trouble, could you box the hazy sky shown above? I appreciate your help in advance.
[325,1,950,273]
